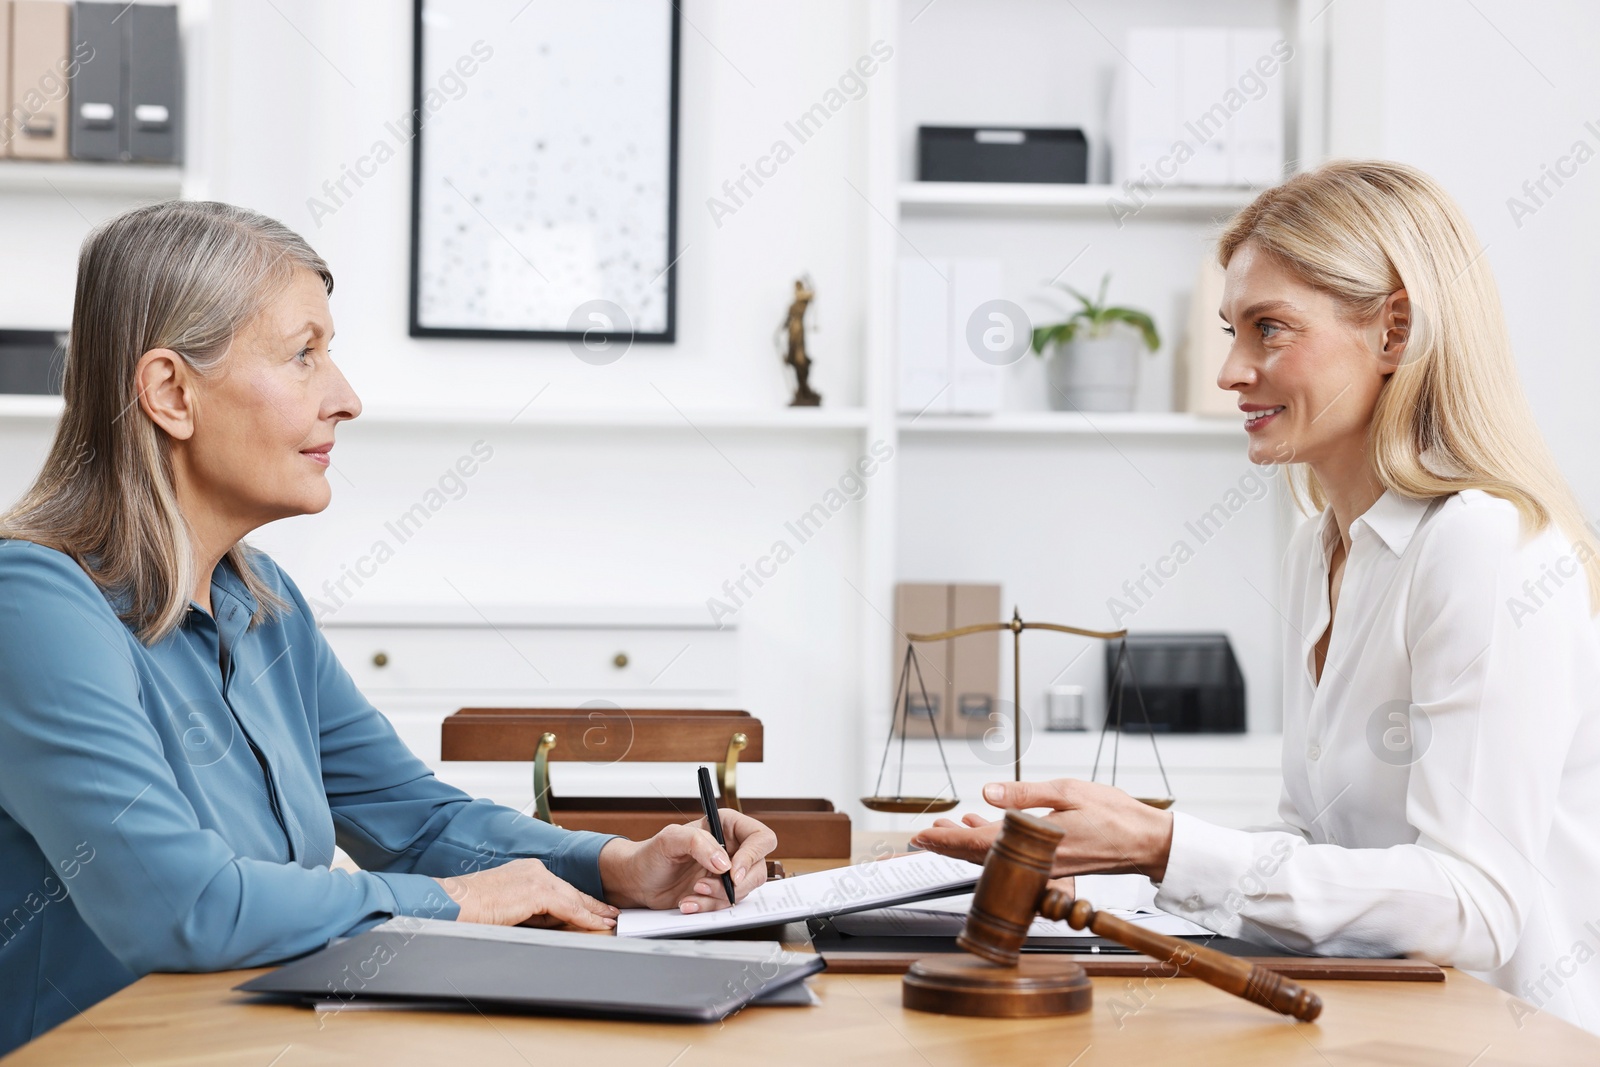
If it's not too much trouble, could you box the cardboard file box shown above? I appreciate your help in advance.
[441,707,851,858]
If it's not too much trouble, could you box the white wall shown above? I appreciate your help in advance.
[192,0,873,413]
[1326,0,1600,517]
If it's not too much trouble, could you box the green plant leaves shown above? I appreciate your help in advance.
[1031,271,1161,354]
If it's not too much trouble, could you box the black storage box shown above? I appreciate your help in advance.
[1105,633,1245,734]
[0,330,67,395]
[917,126,1088,184]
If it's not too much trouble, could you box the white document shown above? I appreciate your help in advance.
[947,258,1004,414]
[1121,28,1180,187]
[615,850,984,939]
[1179,28,1232,185]
[1227,28,1285,185]
[897,257,953,415]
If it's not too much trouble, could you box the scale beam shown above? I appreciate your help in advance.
[889,609,1166,805]
[906,622,1128,642]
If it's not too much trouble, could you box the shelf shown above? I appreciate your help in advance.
[897,181,1260,220]
[898,411,1243,437]
[0,394,63,419]
[354,404,872,431]
[0,161,184,196]
[0,394,873,432]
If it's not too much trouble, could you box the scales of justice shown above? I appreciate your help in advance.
[862,607,1175,814]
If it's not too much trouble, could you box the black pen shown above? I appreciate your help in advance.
[696,765,738,905]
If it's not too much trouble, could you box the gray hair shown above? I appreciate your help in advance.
[0,200,334,642]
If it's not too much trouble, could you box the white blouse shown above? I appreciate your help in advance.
[1153,488,1600,1032]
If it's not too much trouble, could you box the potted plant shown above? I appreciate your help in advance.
[1030,274,1160,412]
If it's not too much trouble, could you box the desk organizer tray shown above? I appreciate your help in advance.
[441,707,851,858]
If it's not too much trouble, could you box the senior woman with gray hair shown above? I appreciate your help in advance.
[0,201,778,1053]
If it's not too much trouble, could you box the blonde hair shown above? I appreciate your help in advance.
[0,200,334,643]
[1218,159,1600,612]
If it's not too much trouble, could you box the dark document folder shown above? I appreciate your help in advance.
[126,3,180,162]
[236,919,824,1023]
[69,2,125,161]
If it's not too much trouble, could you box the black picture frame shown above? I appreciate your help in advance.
[407,1,680,344]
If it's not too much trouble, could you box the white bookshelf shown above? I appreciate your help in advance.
[899,411,1243,436]
[855,0,1328,829]
[355,404,872,432]
[0,395,874,433]
[898,181,1260,219]
[0,394,65,419]
[0,161,184,196]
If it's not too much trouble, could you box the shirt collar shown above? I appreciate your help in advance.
[1320,489,1437,560]
[211,554,259,614]
[185,554,260,620]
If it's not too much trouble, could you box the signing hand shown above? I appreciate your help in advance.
[910,778,1173,882]
[598,809,779,912]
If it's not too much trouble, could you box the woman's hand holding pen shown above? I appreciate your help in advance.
[598,810,779,913]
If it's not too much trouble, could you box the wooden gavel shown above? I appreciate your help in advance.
[958,809,1322,1023]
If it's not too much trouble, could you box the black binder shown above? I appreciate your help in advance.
[236,920,824,1023]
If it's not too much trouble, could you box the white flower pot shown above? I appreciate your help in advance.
[1046,334,1142,412]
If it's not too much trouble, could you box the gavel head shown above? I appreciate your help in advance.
[958,810,1066,966]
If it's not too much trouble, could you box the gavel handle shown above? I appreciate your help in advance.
[1039,889,1323,1023]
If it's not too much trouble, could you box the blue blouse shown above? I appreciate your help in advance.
[0,539,617,1053]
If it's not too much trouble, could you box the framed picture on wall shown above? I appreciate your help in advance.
[408,0,680,343]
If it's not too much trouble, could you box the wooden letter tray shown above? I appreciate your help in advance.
[441,707,851,858]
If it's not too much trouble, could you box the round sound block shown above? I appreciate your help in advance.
[902,956,1093,1017]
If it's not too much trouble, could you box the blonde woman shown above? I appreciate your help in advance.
[0,202,777,1054]
[915,160,1600,1032]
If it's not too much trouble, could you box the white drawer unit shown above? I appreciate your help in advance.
[318,604,738,803]
[321,603,735,695]
[326,625,735,695]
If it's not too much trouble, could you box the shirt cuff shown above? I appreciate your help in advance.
[1152,811,1257,932]
[542,829,623,901]
[370,870,461,922]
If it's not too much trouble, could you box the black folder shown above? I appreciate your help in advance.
[127,4,181,162]
[236,919,824,1023]
[68,2,182,163]
[69,3,125,161]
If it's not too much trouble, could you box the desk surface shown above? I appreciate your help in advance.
[9,960,1597,1066]
[9,837,1600,1066]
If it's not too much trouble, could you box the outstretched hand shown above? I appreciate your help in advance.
[910,778,1173,883]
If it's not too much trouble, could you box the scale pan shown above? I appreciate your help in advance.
[1136,797,1175,810]
[860,795,960,814]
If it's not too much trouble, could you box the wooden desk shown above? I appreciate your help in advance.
[8,836,1600,1066]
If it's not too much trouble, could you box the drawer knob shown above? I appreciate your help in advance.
[612,652,629,669]
[372,651,389,668]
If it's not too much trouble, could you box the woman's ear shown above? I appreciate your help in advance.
[134,348,196,441]
[1376,288,1411,374]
